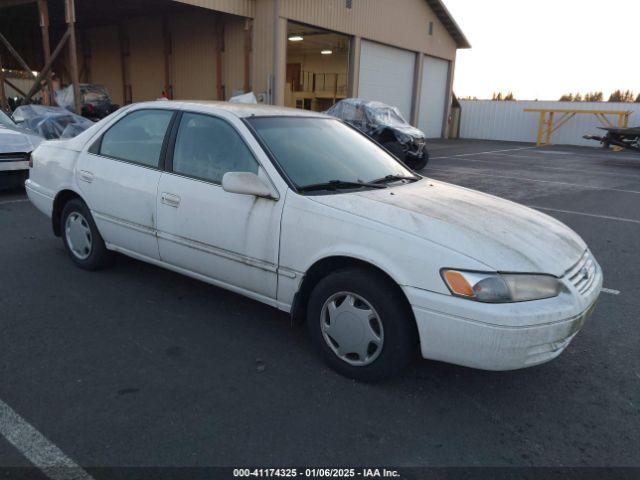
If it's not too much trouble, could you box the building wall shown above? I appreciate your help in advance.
[459,100,640,147]
[281,0,457,60]
[224,16,250,99]
[174,0,255,18]
[171,11,218,100]
[127,17,165,102]
[87,25,123,104]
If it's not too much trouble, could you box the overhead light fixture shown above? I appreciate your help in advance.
[321,49,333,55]
[288,35,304,42]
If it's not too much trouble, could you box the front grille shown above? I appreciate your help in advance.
[565,251,597,295]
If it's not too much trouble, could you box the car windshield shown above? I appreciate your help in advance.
[82,85,110,103]
[367,106,407,127]
[247,117,416,191]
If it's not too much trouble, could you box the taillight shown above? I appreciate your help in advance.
[28,153,33,168]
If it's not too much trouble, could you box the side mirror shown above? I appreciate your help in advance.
[222,172,277,199]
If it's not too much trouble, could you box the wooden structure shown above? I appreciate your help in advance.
[525,107,633,147]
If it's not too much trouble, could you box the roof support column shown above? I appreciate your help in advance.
[348,36,361,98]
[118,23,131,104]
[64,0,81,114]
[162,16,173,99]
[410,52,424,127]
[0,56,7,110]
[272,0,286,106]
[243,18,252,93]
[442,57,455,138]
[37,0,54,105]
[215,16,225,100]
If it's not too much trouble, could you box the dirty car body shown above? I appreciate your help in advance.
[26,101,602,380]
[326,98,429,171]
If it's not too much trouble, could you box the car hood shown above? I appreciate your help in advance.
[0,125,43,154]
[309,179,586,277]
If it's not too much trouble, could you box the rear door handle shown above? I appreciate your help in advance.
[161,192,181,208]
[79,170,94,183]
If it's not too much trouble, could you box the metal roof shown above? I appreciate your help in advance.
[425,0,471,49]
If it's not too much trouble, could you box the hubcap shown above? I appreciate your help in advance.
[65,212,92,260]
[320,292,384,367]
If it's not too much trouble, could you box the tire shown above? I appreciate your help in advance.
[61,198,112,270]
[405,150,429,172]
[307,268,417,382]
[383,141,406,162]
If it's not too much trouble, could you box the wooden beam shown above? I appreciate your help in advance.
[24,28,70,102]
[243,19,251,93]
[215,17,224,100]
[65,0,81,113]
[37,0,53,105]
[0,32,34,77]
[5,77,28,98]
[118,23,131,104]
[0,56,8,109]
[162,16,172,99]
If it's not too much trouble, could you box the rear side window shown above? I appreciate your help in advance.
[99,109,173,168]
[172,113,258,184]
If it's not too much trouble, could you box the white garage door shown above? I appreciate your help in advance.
[358,40,415,120]
[418,55,450,138]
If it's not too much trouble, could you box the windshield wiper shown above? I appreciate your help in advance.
[298,179,387,193]
[372,174,420,184]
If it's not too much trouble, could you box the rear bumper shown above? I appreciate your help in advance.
[25,179,54,217]
[405,264,602,370]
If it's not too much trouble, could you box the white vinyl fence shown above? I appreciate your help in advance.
[459,100,640,147]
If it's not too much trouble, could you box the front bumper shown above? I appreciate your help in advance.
[405,258,602,371]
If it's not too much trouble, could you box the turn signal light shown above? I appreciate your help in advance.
[442,270,474,297]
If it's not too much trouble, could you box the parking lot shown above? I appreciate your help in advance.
[1,139,639,474]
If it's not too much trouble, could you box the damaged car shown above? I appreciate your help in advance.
[0,109,43,187]
[326,98,429,171]
[26,101,602,381]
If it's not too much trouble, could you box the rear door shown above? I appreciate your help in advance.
[77,108,175,259]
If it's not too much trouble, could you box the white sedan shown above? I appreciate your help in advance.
[26,101,602,381]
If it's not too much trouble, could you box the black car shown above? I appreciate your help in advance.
[55,84,119,120]
[326,98,429,171]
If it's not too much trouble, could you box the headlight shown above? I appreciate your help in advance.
[441,270,561,303]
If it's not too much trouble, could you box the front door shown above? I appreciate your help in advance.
[77,108,175,260]
[156,112,283,301]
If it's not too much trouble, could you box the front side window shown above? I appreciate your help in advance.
[100,109,174,168]
[247,117,414,190]
[172,113,258,184]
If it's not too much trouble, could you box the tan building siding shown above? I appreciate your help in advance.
[251,0,275,99]
[87,25,123,104]
[127,17,165,101]
[171,11,219,100]
[173,0,255,18]
[281,0,457,60]
[224,16,250,99]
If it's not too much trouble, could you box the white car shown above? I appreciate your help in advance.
[26,101,602,381]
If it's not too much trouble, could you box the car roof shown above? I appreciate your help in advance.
[129,100,331,119]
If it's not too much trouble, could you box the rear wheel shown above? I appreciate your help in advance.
[307,269,416,382]
[61,198,112,270]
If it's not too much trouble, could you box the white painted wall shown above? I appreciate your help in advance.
[459,100,640,147]
[418,55,449,138]
[358,40,415,120]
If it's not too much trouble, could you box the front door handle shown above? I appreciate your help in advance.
[161,192,181,208]
[79,170,94,183]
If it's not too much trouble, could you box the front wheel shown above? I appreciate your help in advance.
[307,269,417,382]
[405,151,429,172]
[61,198,112,270]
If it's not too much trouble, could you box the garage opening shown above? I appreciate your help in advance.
[285,22,350,112]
